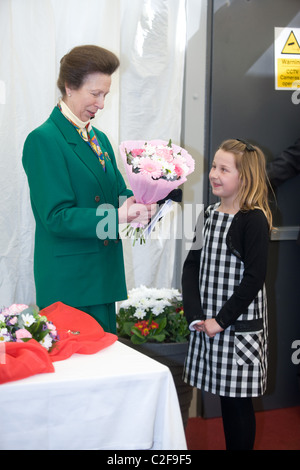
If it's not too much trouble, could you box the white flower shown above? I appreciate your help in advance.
[0,328,10,342]
[21,313,36,327]
[135,307,146,319]
[120,286,183,318]
[161,161,176,178]
[0,313,5,323]
[39,334,53,350]
[143,144,156,156]
[132,157,142,169]
[120,299,130,309]
[152,305,165,316]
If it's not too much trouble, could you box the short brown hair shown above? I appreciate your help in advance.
[57,45,120,96]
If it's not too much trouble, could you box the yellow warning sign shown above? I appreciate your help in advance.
[281,31,300,55]
[275,27,300,90]
[277,58,300,88]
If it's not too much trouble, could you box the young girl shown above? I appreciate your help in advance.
[182,139,272,450]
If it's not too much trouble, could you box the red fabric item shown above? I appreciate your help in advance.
[0,302,117,384]
[42,302,118,362]
[0,340,55,384]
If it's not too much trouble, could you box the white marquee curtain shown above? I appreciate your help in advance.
[0,0,186,306]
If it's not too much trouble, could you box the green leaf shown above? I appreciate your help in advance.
[131,335,146,345]
[156,317,167,334]
[152,333,166,342]
[131,326,145,340]
[123,322,135,336]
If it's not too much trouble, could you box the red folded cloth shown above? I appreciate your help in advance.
[41,302,118,362]
[0,302,118,384]
[0,340,55,384]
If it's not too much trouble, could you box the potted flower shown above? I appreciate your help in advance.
[117,285,189,344]
[117,285,192,427]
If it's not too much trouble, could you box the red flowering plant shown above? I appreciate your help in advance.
[117,286,189,345]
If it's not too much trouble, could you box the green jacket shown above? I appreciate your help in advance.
[22,106,132,309]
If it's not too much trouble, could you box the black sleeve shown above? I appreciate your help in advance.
[215,210,269,329]
[181,208,206,326]
[157,188,182,205]
[267,137,300,188]
[181,246,204,325]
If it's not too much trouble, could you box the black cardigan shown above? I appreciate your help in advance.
[181,208,269,330]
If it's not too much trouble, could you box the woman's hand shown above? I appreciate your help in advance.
[194,318,224,338]
[118,196,157,225]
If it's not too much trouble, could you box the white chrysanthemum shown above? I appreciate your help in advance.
[121,286,182,314]
[0,328,10,342]
[40,334,53,350]
[150,154,164,163]
[152,305,165,316]
[161,161,176,179]
[21,313,36,327]
[132,157,141,169]
[119,299,131,309]
[143,144,156,156]
[134,307,146,319]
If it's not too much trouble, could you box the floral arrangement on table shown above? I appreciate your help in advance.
[119,139,195,244]
[117,286,190,344]
[0,303,59,352]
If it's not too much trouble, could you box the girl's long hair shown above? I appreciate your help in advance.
[219,139,273,230]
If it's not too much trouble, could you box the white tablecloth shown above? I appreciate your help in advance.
[0,341,187,450]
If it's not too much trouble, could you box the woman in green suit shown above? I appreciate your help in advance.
[22,45,155,333]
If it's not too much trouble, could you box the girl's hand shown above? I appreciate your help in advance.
[193,321,205,332]
[202,318,224,338]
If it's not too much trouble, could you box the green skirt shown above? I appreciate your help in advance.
[80,303,116,334]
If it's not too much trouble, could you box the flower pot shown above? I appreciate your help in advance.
[119,338,193,427]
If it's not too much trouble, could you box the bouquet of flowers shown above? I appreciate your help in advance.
[0,303,59,352]
[119,139,195,243]
[117,286,190,344]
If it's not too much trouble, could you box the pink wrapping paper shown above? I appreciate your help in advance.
[119,140,195,204]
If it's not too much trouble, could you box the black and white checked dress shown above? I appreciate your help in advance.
[183,205,268,397]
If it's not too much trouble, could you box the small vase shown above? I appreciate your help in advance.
[119,338,193,428]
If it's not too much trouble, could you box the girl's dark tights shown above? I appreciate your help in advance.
[220,396,256,450]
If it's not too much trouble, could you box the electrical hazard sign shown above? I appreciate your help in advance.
[275,28,300,90]
[281,31,300,55]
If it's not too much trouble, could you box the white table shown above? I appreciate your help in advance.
[0,341,187,450]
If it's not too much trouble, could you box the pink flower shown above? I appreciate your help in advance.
[47,322,57,335]
[15,329,32,342]
[131,149,144,158]
[173,158,187,177]
[174,164,184,177]
[156,148,174,162]
[139,158,163,178]
[2,304,28,316]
